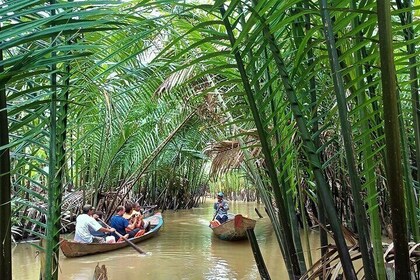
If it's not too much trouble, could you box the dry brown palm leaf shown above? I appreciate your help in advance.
[310,215,358,246]
[304,242,420,280]
[300,244,363,280]
[204,140,240,154]
[299,245,340,279]
[384,241,420,265]
[341,225,359,247]
[204,140,241,176]
[382,242,420,279]
[384,242,394,262]
[211,143,242,176]
[300,218,363,279]
[409,242,420,257]
[154,65,195,97]
[62,190,85,212]
[204,137,263,176]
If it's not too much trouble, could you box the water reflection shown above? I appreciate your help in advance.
[207,238,259,280]
[13,201,321,279]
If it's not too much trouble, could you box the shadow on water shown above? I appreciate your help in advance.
[12,201,321,279]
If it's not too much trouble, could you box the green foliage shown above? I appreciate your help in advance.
[209,170,250,195]
[2,0,420,279]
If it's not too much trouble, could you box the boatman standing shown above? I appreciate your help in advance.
[214,192,229,224]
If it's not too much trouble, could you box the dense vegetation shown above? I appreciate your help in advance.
[1,0,419,279]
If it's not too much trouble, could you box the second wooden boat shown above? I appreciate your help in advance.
[210,213,256,241]
[60,212,163,257]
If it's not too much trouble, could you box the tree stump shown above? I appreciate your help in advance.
[93,263,108,280]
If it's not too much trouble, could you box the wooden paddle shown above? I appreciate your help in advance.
[209,204,221,227]
[141,204,158,209]
[212,205,220,221]
[98,218,146,255]
[142,205,158,215]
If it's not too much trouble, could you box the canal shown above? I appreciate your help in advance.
[12,200,321,279]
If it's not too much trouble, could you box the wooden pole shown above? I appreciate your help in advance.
[254,208,264,218]
[246,228,271,280]
[98,219,146,255]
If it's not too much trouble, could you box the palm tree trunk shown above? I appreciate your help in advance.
[399,104,420,242]
[251,3,357,278]
[377,0,410,278]
[318,1,376,278]
[44,2,62,279]
[395,0,420,242]
[302,0,328,262]
[396,0,420,191]
[262,32,307,274]
[0,27,12,280]
[346,1,387,278]
[212,81,295,279]
[219,5,303,279]
[260,18,307,273]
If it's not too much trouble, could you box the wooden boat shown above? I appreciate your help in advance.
[210,213,256,241]
[60,212,163,257]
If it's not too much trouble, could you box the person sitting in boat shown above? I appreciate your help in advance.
[74,204,115,243]
[214,192,229,224]
[92,210,117,243]
[110,205,140,240]
[122,202,135,220]
[122,202,145,230]
[90,210,106,238]
[129,203,152,234]
[130,202,152,232]
[132,202,143,216]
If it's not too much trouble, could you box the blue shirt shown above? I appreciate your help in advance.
[214,200,229,217]
[110,215,129,235]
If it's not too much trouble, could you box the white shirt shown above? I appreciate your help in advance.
[74,214,102,243]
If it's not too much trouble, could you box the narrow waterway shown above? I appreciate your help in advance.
[12,200,322,279]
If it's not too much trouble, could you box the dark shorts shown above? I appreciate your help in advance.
[216,215,228,224]
[128,228,140,238]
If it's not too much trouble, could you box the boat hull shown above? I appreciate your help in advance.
[60,212,163,257]
[210,214,256,241]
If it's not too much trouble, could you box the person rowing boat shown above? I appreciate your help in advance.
[213,192,229,225]
[60,212,163,257]
[74,204,116,243]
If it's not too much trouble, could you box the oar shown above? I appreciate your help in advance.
[209,205,221,227]
[212,206,220,221]
[141,204,158,209]
[98,218,146,255]
[142,205,158,215]
[254,208,264,218]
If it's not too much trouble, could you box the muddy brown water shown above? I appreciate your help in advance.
[12,201,322,279]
